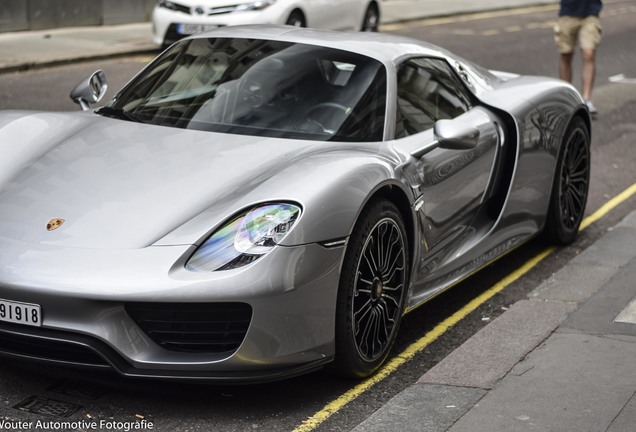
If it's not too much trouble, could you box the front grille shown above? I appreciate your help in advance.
[0,331,108,366]
[209,5,241,15]
[125,303,252,354]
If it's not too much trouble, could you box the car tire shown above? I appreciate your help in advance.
[286,10,306,27]
[544,116,590,245]
[332,199,408,378]
[361,3,380,32]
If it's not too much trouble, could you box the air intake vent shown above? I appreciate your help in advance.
[0,331,108,366]
[125,303,252,354]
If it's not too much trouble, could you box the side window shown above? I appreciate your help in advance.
[395,57,473,139]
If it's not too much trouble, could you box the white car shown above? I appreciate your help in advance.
[152,0,382,46]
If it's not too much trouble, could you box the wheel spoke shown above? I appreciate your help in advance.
[354,298,373,324]
[568,146,586,171]
[383,252,405,283]
[381,291,400,308]
[358,308,380,358]
[564,191,578,227]
[378,303,395,346]
[565,190,575,217]
[382,283,403,292]
[373,308,383,354]
[567,185,584,209]
[377,223,387,271]
[379,225,399,272]
[358,276,374,287]
[382,230,404,280]
[568,170,588,183]
[364,237,379,274]
[377,301,392,338]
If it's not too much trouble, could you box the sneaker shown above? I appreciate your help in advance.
[585,100,598,117]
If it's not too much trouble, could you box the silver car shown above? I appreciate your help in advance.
[0,26,590,382]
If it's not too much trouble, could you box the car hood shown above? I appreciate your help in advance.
[0,111,336,250]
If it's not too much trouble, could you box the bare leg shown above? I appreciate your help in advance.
[581,48,596,101]
[559,52,574,83]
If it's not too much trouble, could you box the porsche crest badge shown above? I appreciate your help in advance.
[46,218,65,231]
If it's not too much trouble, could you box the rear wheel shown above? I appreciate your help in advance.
[544,116,590,244]
[332,199,408,378]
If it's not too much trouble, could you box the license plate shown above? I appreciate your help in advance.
[177,24,218,35]
[0,299,42,327]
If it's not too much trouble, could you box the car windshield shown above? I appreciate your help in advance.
[101,37,387,142]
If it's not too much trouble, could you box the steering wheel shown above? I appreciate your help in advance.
[303,102,360,134]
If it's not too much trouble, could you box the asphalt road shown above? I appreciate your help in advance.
[0,2,635,431]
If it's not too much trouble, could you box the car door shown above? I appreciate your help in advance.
[394,57,502,282]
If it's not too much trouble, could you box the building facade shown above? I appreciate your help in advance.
[1,0,155,33]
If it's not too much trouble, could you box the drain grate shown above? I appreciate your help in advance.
[47,378,109,400]
[13,395,82,417]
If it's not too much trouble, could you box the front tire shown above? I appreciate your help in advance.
[332,199,408,378]
[544,116,590,244]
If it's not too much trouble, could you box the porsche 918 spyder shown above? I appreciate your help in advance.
[0,26,590,382]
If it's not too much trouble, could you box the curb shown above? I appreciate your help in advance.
[0,49,159,75]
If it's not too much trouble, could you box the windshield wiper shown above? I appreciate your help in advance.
[96,106,141,123]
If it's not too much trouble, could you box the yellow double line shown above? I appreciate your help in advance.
[294,182,636,432]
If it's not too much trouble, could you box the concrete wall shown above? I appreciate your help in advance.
[0,0,155,33]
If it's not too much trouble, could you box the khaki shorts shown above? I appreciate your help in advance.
[554,16,602,53]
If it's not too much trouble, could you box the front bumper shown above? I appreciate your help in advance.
[152,6,289,45]
[0,323,331,383]
[0,236,345,381]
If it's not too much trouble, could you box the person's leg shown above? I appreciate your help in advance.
[580,48,596,101]
[559,52,574,83]
[554,16,579,83]
[579,16,602,102]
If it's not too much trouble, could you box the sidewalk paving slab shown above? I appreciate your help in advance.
[352,384,486,432]
[418,299,576,390]
[560,256,636,337]
[448,332,636,432]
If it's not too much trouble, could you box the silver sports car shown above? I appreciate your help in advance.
[0,26,590,382]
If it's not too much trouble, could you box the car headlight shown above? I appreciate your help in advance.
[157,0,183,12]
[235,0,277,12]
[186,203,301,272]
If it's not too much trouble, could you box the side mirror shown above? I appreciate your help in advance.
[70,70,108,111]
[434,119,479,150]
[409,119,480,158]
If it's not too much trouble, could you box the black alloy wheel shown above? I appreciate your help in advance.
[545,116,590,244]
[332,199,408,378]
